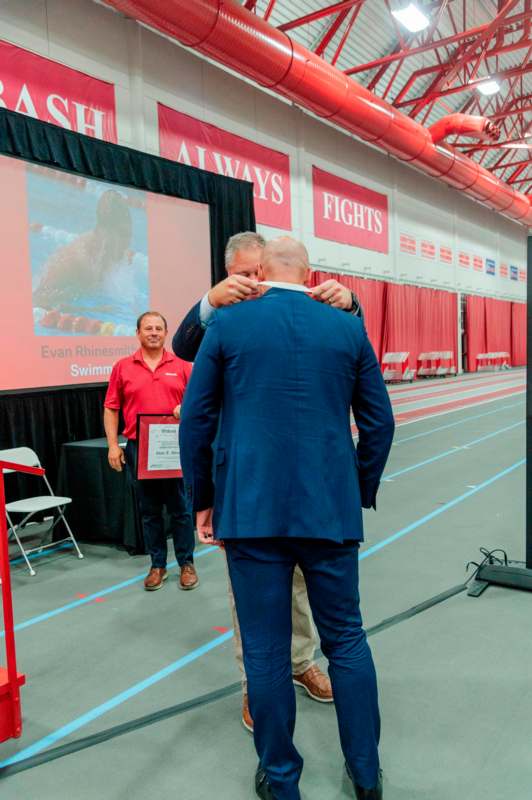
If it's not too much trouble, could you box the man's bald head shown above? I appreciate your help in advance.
[260,237,310,284]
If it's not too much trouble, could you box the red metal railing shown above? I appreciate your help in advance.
[0,460,42,742]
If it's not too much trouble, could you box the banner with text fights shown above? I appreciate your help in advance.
[0,39,117,142]
[158,104,291,230]
[312,166,389,254]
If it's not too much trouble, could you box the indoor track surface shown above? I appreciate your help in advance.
[0,369,527,800]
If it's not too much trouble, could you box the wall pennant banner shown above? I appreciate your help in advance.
[421,240,436,259]
[400,233,416,255]
[312,166,389,254]
[458,251,471,268]
[439,245,453,264]
[0,39,117,142]
[158,104,292,230]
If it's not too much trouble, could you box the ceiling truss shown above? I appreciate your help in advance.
[246,0,532,192]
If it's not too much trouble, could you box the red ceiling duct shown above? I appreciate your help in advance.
[429,115,501,145]
[104,0,532,225]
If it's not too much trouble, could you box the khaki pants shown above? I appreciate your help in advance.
[227,560,317,690]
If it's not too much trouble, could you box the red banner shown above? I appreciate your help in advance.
[439,245,453,263]
[473,255,483,272]
[458,251,470,268]
[399,233,416,255]
[421,240,436,259]
[0,40,117,142]
[312,166,388,253]
[158,104,291,230]
[500,263,509,278]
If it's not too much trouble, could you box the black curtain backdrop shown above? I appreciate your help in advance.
[0,109,255,494]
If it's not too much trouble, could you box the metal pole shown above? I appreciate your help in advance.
[526,235,531,569]
[0,469,22,737]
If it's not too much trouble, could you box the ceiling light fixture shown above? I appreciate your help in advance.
[500,141,532,149]
[391,3,430,33]
[476,79,500,96]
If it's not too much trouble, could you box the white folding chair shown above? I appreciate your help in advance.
[0,447,83,576]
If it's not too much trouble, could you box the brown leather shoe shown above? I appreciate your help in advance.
[179,563,199,590]
[242,693,254,733]
[144,567,168,591]
[293,664,333,702]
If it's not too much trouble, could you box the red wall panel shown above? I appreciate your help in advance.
[511,302,527,366]
[465,295,486,372]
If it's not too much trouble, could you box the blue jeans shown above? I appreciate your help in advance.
[125,440,194,568]
[225,538,380,800]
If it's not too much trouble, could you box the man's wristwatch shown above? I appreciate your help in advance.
[350,292,361,316]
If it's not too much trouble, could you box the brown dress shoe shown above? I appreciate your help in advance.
[293,664,333,702]
[242,693,254,733]
[179,563,199,590]
[144,567,168,591]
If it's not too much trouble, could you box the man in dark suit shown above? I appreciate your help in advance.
[173,232,364,731]
[180,236,393,800]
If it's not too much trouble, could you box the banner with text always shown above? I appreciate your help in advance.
[158,104,291,231]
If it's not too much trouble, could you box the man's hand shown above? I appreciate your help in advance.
[208,275,259,308]
[196,508,222,547]
[312,279,352,310]
[108,444,125,472]
[172,404,181,420]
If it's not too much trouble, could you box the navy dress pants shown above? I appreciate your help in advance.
[225,538,380,800]
[125,440,195,568]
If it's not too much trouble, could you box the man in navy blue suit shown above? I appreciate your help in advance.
[180,237,394,800]
[173,232,364,731]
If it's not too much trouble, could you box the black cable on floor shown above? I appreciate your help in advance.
[0,578,469,779]
[0,680,243,778]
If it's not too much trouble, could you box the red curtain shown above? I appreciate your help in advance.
[380,285,457,371]
[511,302,527,366]
[465,295,486,372]
[381,283,419,370]
[417,287,458,367]
[309,271,386,360]
[485,297,512,355]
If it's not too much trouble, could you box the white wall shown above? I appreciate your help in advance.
[0,0,527,301]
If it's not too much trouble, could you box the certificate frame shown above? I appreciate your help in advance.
[136,413,182,480]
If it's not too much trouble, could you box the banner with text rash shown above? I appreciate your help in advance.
[0,154,211,391]
[0,39,117,142]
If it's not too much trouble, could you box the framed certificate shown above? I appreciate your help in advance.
[136,414,182,480]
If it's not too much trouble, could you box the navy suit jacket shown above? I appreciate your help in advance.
[172,301,204,363]
[179,288,394,543]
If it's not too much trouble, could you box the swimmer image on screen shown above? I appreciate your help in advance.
[29,167,149,337]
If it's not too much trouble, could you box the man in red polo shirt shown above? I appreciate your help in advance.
[104,310,198,591]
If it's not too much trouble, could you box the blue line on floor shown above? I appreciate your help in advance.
[361,458,525,561]
[0,629,234,767]
[0,458,522,768]
[0,545,219,638]
[393,401,523,445]
[10,542,73,566]
[385,420,523,480]
[4,416,523,638]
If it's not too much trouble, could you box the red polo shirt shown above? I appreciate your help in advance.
[104,348,192,440]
